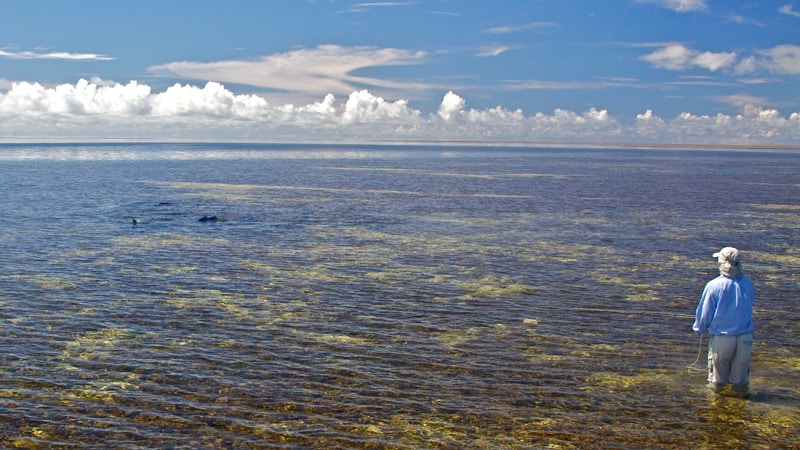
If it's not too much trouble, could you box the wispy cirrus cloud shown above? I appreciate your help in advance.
[476,45,511,57]
[431,10,461,17]
[352,1,415,6]
[635,0,708,13]
[483,22,557,35]
[148,45,430,99]
[726,14,766,26]
[779,4,800,17]
[668,75,738,87]
[712,94,769,108]
[504,78,636,90]
[340,2,416,13]
[0,49,114,61]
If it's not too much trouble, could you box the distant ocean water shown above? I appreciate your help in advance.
[0,142,798,448]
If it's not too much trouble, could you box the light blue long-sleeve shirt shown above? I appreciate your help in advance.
[693,275,755,336]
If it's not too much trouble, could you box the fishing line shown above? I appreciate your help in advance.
[501,298,707,375]
[687,334,707,377]
[501,298,694,319]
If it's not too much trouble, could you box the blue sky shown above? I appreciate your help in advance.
[1,0,798,144]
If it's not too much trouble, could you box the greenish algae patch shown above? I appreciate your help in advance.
[64,379,139,402]
[750,248,800,267]
[530,241,618,260]
[749,204,800,211]
[452,275,535,300]
[61,327,139,361]
[147,181,267,202]
[587,261,669,301]
[164,288,276,323]
[112,234,229,250]
[216,296,275,324]
[588,372,644,390]
[437,324,509,348]
[583,370,675,392]
[309,332,373,346]
[364,271,399,283]
[243,258,352,285]
[624,291,661,302]
[524,348,567,363]
[32,275,78,290]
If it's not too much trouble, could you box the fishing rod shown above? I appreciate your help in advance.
[501,297,709,375]
[502,299,695,319]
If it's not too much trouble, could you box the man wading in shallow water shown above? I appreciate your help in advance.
[693,247,756,397]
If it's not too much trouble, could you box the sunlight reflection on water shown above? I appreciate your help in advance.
[0,143,798,448]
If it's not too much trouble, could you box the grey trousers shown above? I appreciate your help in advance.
[707,333,752,388]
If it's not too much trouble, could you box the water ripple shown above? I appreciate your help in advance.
[0,144,799,448]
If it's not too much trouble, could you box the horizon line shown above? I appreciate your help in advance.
[1,137,799,151]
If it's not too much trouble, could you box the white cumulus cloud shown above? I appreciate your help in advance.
[150,82,267,118]
[760,45,800,75]
[0,79,150,115]
[642,43,800,76]
[641,44,737,71]
[341,90,420,124]
[693,50,739,71]
[437,91,466,121]
[0,79,798,145]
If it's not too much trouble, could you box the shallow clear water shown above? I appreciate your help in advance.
[0,143,798,448]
